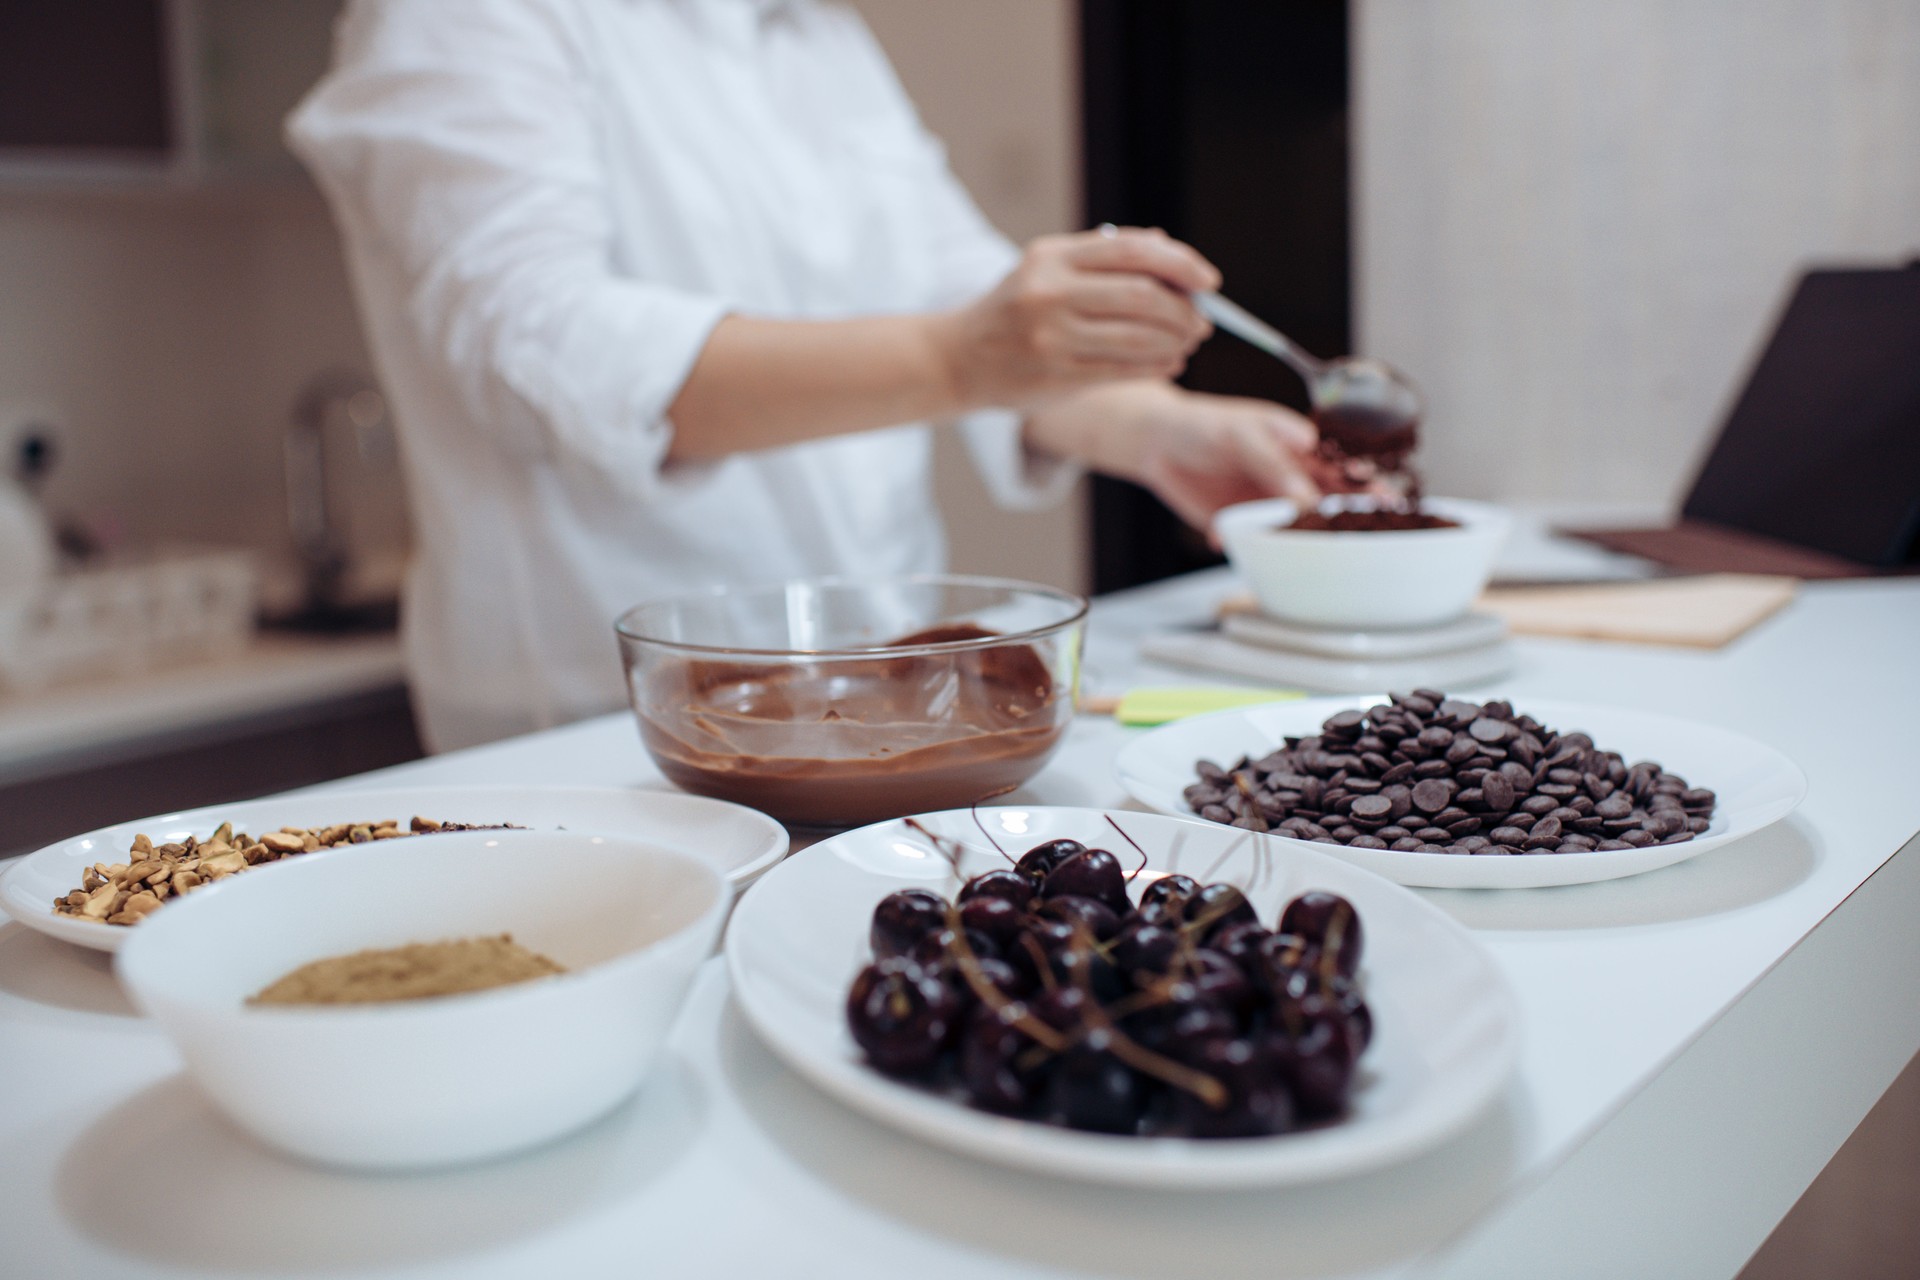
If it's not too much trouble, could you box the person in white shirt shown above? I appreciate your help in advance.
[289,0,1332,751]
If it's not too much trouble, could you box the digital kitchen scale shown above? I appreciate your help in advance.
[1140,610,1517,693]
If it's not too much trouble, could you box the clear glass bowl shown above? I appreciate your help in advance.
[614,576,1088,828]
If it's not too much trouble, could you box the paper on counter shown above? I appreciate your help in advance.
[1216,573,1798,650]
[1477,573,1797,648]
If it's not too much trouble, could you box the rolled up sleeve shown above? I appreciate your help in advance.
[287,0,725,493]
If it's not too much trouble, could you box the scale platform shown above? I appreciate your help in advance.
[1140,610,1516,693]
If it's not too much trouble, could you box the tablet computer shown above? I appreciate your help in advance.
[1571,263,1920,576]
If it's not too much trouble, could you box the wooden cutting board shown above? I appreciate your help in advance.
[1476,573,1798,648]
[1216,573,1799,649]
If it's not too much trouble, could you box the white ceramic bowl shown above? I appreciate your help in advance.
[1214,496,1512,629]
[115,830,726,1170]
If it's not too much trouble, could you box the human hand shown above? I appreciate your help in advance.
[933,227,1218,409]
[1128,387,1339,534]
[1023,380,1342,536]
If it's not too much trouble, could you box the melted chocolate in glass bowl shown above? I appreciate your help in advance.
[636,625,1066,827]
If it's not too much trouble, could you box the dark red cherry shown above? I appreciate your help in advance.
[1139,873,1199,911]
[1166,1036,1294,1138]
[1328,980,1373,1052]
[1255,932,1322,989]
[1187,947,1258,1018]
[1030,983,1093,1036]
[1210,920,1273,976]
[1157,999,1239,1066]
[959,895,1026,948]
[958,1002,1048,1114]
[1130,897,1181,929]
[845,958,960,1077]
[959,869,1034,909]
[926,954,1033,1003]
[1046,1040,1147,1134]
[1016,838,1086,883]
[1005,918,1075,983]
[870,888,947,960]
[1043,848,1131,915]
[1036,893,1121,942]
[1024,917,1077,949]
[1183,882,1258,940]
[1110,919,1178,977]
[1270,1016,1357,1119]
[1280,891,1363,972]
[1047,939,1126,1004]
[911,925,999,967]
[1268,966,1360,1048]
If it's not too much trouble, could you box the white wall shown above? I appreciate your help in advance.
[0,185,385,601]
[1355,0,1920,512]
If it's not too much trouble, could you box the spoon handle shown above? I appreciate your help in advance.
[1192,291,1326,385]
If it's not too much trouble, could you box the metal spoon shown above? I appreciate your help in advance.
[1192,291,1424,462]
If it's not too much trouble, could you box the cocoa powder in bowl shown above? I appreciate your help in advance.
[249,935,566,1006]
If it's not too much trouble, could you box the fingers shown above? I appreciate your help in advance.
[1191,396,1323,507]
[1062,317,1196,370]
[1064,226,1222,293]
[1264,404,1318,453]
[1071,274,1212,343]
[1063,355,1186,386]
[1226,411,1322,508]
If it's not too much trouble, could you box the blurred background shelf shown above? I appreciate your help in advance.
[0,633,412,858]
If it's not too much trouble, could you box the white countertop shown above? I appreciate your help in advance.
[0,633,406,785]
[1,568,1916,1280]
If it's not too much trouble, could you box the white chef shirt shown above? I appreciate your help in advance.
[288,0,1076,751]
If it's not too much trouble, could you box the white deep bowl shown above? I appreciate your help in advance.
[114,830,726,1170]
[1214,496,1512,628]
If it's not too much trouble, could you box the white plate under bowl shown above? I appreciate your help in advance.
[1115,696,1807,889]
[0,785,787,952]
[725,806,1519,1188]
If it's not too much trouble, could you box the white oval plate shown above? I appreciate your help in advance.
[1115,696,1807,889]
[0,785,787,952]
[726,806,1518,1188]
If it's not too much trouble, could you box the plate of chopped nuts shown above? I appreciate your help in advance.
[0,785,788,951]
[1115,692,1807,889]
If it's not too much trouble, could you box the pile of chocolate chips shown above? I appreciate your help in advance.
[1183,691,1717,856]
[1281,508,1459,532]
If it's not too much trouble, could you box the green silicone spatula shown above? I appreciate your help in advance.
[1079,686,1303,726]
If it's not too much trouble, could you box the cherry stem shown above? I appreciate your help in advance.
[1064,948,1230,1112]
[1317,907,1350,984]
[969,787,1020,864]
[904,817,976,886]
[1021,932,1058,994]
[1106,815,1151,882]
[941,903,1068,1054]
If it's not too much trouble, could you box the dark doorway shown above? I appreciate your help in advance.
[1081,0,1352,593]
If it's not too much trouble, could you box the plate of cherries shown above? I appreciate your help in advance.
[726,806,1518,1187]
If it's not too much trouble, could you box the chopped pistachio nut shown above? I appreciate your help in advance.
[52,817,522,926]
